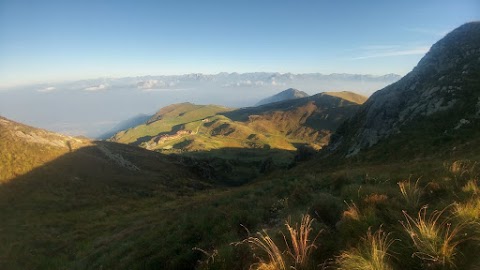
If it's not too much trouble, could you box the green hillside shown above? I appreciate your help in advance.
[0,116,91,182]
[110,103,232,145]
[110,92,365,154]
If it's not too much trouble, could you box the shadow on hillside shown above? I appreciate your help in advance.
[0,140,301,270]
[0,141,303,206]
[0,142,214,208]
[166,146,299,186]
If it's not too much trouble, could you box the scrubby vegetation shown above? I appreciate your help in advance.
[9,154,480,270]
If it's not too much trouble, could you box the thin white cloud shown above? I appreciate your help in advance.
[222,79,285,87]
[352,46,430,60]
[84,84,108,91]
[137,79,176,89]
[38,86,56,93]
[141,87,192,93]
[360,45,401,50]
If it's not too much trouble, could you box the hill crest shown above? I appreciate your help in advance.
[255,88,309,106]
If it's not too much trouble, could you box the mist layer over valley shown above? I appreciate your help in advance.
[0,73,400,138]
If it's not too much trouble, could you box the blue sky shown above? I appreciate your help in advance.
[0,0,478,87]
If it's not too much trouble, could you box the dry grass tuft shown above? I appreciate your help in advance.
[343,202,361,221]
[237,214,320,270]
[401,206,467,267]
[240,230,287,270]
[285,214,321,268]
[462,179,480,195]
[363,193,388,206]
[398,179,422,209]
[336,228,395,270]
[448,160,477,176]
[192,247,218,267]
[453,198,480,222]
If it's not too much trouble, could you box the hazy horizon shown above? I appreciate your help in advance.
[0,72,401,137]
[0,0,478,137]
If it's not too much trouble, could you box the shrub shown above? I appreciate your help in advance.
[309,193,343,227]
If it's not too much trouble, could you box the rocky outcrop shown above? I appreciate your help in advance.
[329,22,480,156]
[96,143,140,171]
[143,130,194,150]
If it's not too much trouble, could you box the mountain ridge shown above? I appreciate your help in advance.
[110,90,367,153]
[328,21,480,157]
[255,88,309,106]
[98,114,152,139]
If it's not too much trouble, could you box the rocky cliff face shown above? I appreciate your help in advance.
[330,22,480,156]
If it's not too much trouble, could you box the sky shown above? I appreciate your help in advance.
[0,0,478,88]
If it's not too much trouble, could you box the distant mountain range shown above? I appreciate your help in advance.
[0,72,400,137]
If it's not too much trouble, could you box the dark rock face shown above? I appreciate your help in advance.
[330,22,480,156]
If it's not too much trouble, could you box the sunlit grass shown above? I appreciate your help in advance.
[343,202,361,221]
[462,179,479,195]
[241,229,287,270]
[285,214,320,268]
[398,179,422,209]
[237,214,319,270]
[401,206,467,267]
[336,228,395,270]
[453,197,480,222]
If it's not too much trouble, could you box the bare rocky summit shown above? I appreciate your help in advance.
[329,22,480,156]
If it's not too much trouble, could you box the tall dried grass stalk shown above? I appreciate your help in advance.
[285,214,320,268]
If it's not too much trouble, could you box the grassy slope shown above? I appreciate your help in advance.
[0,116,91,182]
[2,134,479,269]
[322,91,367,104]
[0,117,213,269]
[110,103,232,145]
[111,92,366,155]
